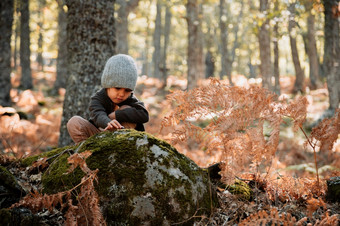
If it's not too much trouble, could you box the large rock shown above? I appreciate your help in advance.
[326,176,340,202]
[33,130,217,225]
[0,166,26,208]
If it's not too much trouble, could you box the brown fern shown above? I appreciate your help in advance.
[310,108,340,153]
[314,213,339,226]
[11,151,106,226]
[238,208,297,225]
[161,78,308,184]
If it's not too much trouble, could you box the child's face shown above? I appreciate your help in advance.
[107,87,132,104]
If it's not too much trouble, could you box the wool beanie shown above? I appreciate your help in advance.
[101,54,138,90]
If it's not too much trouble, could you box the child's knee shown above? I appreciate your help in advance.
[67,116,83,130]
[119,105,132,110]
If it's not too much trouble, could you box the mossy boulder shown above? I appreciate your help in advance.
[326,176,340,202]
[0,166,26,208]
[40,130,218,225]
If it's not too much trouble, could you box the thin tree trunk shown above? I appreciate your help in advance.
[37,24,44,71]
[323,0,340,110]
[53,0,67,95]
[152,0,162,79]
[36,0,45,72]
[0,0,14,107]
[273,0,280,95]
[141,2,151,77]
[306,10,321,90]
[14,7,19,70]
[186,0,204,90]
[20,0,33,90]
[59,0,116,146]
[228,0,244,79]
[161,3,171,87]
[219,0,232,85]
[258,0,272,90]
[288,3,305,94]
[116,0,139,54]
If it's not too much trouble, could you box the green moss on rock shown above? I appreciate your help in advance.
[21,146,70,167]
[41,130,218,225]
[226,179,253,201]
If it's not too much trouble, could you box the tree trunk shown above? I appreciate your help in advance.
[37,24,44,71]
[20,0,33,90]
[141,3,151,77]
[161,3,171,87]
[59,0,116,146]
[152,0,162,79]
[288,3,305,94]
[14,7,19,70]
[227,0,244,80]
[273,0,280,95]
[0,0,14,107]
[116,0,139,54]
[205,51,215,78]
[323,0,340,110]
[302,0,321,91]
[258,0,272,90]
[186,0,204,90]
[53,0,68,95]
[219,0,232,85]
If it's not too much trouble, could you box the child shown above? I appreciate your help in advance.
[67,54,149,143]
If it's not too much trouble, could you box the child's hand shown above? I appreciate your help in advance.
[105,119,124,131]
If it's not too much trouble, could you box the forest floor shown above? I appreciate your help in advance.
[1,64,339,225]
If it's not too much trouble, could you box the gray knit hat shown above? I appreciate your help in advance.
[101,54,138,90]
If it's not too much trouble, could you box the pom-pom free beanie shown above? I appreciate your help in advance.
[101,54,138,90]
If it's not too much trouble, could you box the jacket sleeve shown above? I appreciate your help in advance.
[115,96,149,124]
[89,93,112,128]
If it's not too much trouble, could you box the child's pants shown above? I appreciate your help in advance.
[67,116,100,143]
[67,115,137,143]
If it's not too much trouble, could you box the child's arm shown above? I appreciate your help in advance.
[115,96,149,124]
[89,90,113,129]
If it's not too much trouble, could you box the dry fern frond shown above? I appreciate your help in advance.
[12,151,106,226]
[11,189,65,213]
[67,150,92,174]
[161,78,308,184]
[238,208,296,225]
[306,197,326,219]
[262,175,326,202]
[310,108,340,153]
[284,96,308,131]
[314,213,339,226]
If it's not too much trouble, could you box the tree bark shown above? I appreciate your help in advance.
[219,0,232,84]
[20,0,33,90]
[302,1,321,90]
[323,0,340,110]
[186,0,204,90]
[13,6,19,70]
[161,3,171,87]
[116,0,139,54]
[59,0,116,146]
[0,0,14,107]
[53,0,68,95]
[141,1,151,77]
[288,3,305,94]
[228,0,244,81]
[152,0,162,79]
[205,51,215,78]
[258,0,272,90]
[273,0,280,95]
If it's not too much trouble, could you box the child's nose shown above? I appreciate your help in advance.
[118,90,125,96]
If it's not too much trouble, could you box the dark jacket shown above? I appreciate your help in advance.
[89,88,149,131]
